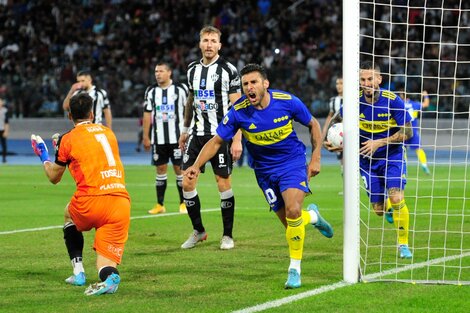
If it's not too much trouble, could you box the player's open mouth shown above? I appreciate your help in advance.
[248,92,257,101]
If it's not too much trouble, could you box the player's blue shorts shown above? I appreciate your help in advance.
[360,154,407,204]
[405,128,421,150]
[255,164,311,212]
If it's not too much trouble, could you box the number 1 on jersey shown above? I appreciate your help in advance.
[95,133,116,166]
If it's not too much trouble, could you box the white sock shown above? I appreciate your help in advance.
[308,210,318,224]
[289,259,301,274]
[72,257,85,275]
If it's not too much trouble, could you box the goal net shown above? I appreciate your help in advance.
[347,0,470,285]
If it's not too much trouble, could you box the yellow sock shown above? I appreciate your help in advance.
[391,200,410,245]
[416,148,428,166]
[286,216,305,260]
[386,198,392,212]
[301,210,311,226]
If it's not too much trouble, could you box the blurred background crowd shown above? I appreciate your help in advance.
[0,0,342,118]
[0,0,468,119]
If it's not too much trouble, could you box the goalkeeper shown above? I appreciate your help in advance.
[325,61,414,259]
[185,64,333,289]
[31,93,131,295]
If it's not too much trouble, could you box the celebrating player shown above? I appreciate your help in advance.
[143,62,188,214]
[184,63,333,289]
[324,61,414,259]
[31,93,130,295]
[398,90,431,175]
[178,25,242,250]
[63,70,112,129]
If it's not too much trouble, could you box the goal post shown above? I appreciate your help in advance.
[343,0,361,284]
[343,0,470,285]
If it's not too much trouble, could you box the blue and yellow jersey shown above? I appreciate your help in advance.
[353,88,412,159]
[404,98,422,130]
[216,89,312,172]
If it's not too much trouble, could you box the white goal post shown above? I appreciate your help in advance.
[343,0,470,285]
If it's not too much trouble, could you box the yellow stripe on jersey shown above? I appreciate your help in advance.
[359,118,398,133]
[382,91,397,100]
[272,92,292,100]
[242,120,293,146]
[234,99,251,111]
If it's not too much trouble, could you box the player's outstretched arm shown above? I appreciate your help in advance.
[185,135,224,180]
[31,134,66,184]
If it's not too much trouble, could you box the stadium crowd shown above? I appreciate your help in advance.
[1,0,468,119]
[0,0,342,118]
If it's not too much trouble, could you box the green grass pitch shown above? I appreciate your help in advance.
[0,164,468,313]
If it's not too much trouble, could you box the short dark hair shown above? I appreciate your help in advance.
[156,62,171,71]
[240,63,268,80]
[69,93,93,120]
[360,61,381,72]
[76,70,92,77]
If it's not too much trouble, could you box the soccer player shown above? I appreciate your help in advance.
[322,77,344,176]
[0,98,9,163]
[399,90,431,175]
[31,93,131,295]
[63,70,112,129]
[143,62,188,214]
[322,77,344,195]
[185,63,334,289]
[324,61,414,259]
[178,25,242,250]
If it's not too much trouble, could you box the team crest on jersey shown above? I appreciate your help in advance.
[200,79,206,88]
[223,115,229,125]
[211,73,219,82]
[230,76,240,87]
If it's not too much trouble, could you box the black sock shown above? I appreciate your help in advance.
[63,222,84,260]
[221,196,235,237]
[99,266,120,282]
[185,193,204,233]
[156,174,167,205]
[176,176,184,204]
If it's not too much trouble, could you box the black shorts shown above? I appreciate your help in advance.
[151,143,182,166]
[182,134,232,178]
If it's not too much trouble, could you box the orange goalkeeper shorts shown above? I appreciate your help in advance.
[68,195,131,264]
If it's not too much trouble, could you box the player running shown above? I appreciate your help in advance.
[185,63,333,289]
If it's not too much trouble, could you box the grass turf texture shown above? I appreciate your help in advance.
[0,164,468,313]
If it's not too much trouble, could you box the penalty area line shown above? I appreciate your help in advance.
[0,208,221,235]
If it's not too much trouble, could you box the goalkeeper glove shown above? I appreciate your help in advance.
[31,134,51,164]
[52,133,60,152]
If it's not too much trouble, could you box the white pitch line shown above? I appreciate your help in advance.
[0,208,221,235]
[232,252,470,313]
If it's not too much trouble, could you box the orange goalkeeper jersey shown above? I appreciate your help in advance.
[55,122,129,198]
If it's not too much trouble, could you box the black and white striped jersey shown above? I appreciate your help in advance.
[74,86,110,124]
[144,82,188,145]
[187,56,240,136]
[328,95,343,114]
